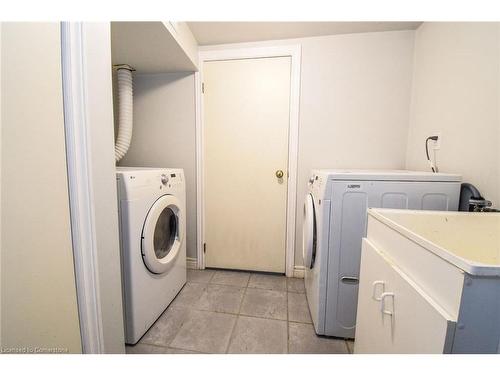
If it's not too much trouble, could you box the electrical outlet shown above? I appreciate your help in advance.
[432,132,442,150]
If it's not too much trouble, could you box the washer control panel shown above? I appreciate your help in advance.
[116,168,185,200]
[160,171,183,189]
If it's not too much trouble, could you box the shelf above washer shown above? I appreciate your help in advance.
[111,21,198,73]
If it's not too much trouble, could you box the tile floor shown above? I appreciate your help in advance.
[126,269,354,354]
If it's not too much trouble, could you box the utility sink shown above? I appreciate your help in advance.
[354,208,500,353]
[368,209,500,276]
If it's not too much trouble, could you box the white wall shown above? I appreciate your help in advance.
[406,22,500,207]
[292,31,415,266]
[1,23,81,353]
[118,73,197,259]
[201,30,416,266]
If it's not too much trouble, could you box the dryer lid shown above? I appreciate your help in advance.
[313,169,461,182]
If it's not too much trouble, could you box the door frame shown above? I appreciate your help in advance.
[61,22,105,353]
[195,45,302,276]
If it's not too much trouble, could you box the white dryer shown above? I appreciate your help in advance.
[303,169,461,338]
[116,167,186,344]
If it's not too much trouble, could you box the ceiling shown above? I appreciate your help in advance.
[187,22,423,46]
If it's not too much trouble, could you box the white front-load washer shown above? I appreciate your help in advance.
[303,169,461,338]
[116,167,186,344]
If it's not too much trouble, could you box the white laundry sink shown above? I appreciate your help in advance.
[354,208,500,353]
[368,209,500,276]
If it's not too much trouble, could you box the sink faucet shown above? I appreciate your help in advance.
[469,198,499,212]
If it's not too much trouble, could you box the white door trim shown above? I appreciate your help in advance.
[60,22,105,354]
[195,45,301,277]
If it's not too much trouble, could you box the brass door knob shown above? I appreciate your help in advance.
[275,170,284,179]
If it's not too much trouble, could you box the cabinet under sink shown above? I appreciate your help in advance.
[354,208,500,354]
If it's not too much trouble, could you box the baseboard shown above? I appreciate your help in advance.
[293,265,305,279]
[187,257,304,277]
[186,257,198,270]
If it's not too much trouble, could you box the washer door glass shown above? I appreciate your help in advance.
[154,207,177,259]
[142,194,183,274]
[303,193,317,269]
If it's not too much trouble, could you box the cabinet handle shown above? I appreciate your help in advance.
[380,292,395,317]
[372,280,385,301]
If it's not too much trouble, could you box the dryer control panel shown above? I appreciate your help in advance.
[160,171,183,189]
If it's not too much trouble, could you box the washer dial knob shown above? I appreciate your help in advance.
[161,174,169,185]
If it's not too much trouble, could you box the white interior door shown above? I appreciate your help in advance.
[203,57,291,273]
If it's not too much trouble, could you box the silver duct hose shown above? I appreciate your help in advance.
[114,65,134,163]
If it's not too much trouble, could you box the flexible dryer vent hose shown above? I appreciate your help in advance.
[115,65,134,162]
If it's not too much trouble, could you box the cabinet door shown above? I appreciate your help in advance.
[355,239,456,353]
[354,239,395,353]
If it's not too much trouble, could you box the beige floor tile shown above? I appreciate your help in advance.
[125,343,171,354]
[170,282,207,308]
[287,278,305,293]
[135,269,352,355]
[288,322,349,354]
[288,292,312,323]
[126,343,202,354]
[194,284,245,314]
[240,288,287,320]
[140,305,188,347]
[228,316,287,354]
[187,269,215,284]
[165,347,203,354]
[248,273,287,291]
[169,310,236,354]
[210,270,250,287]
